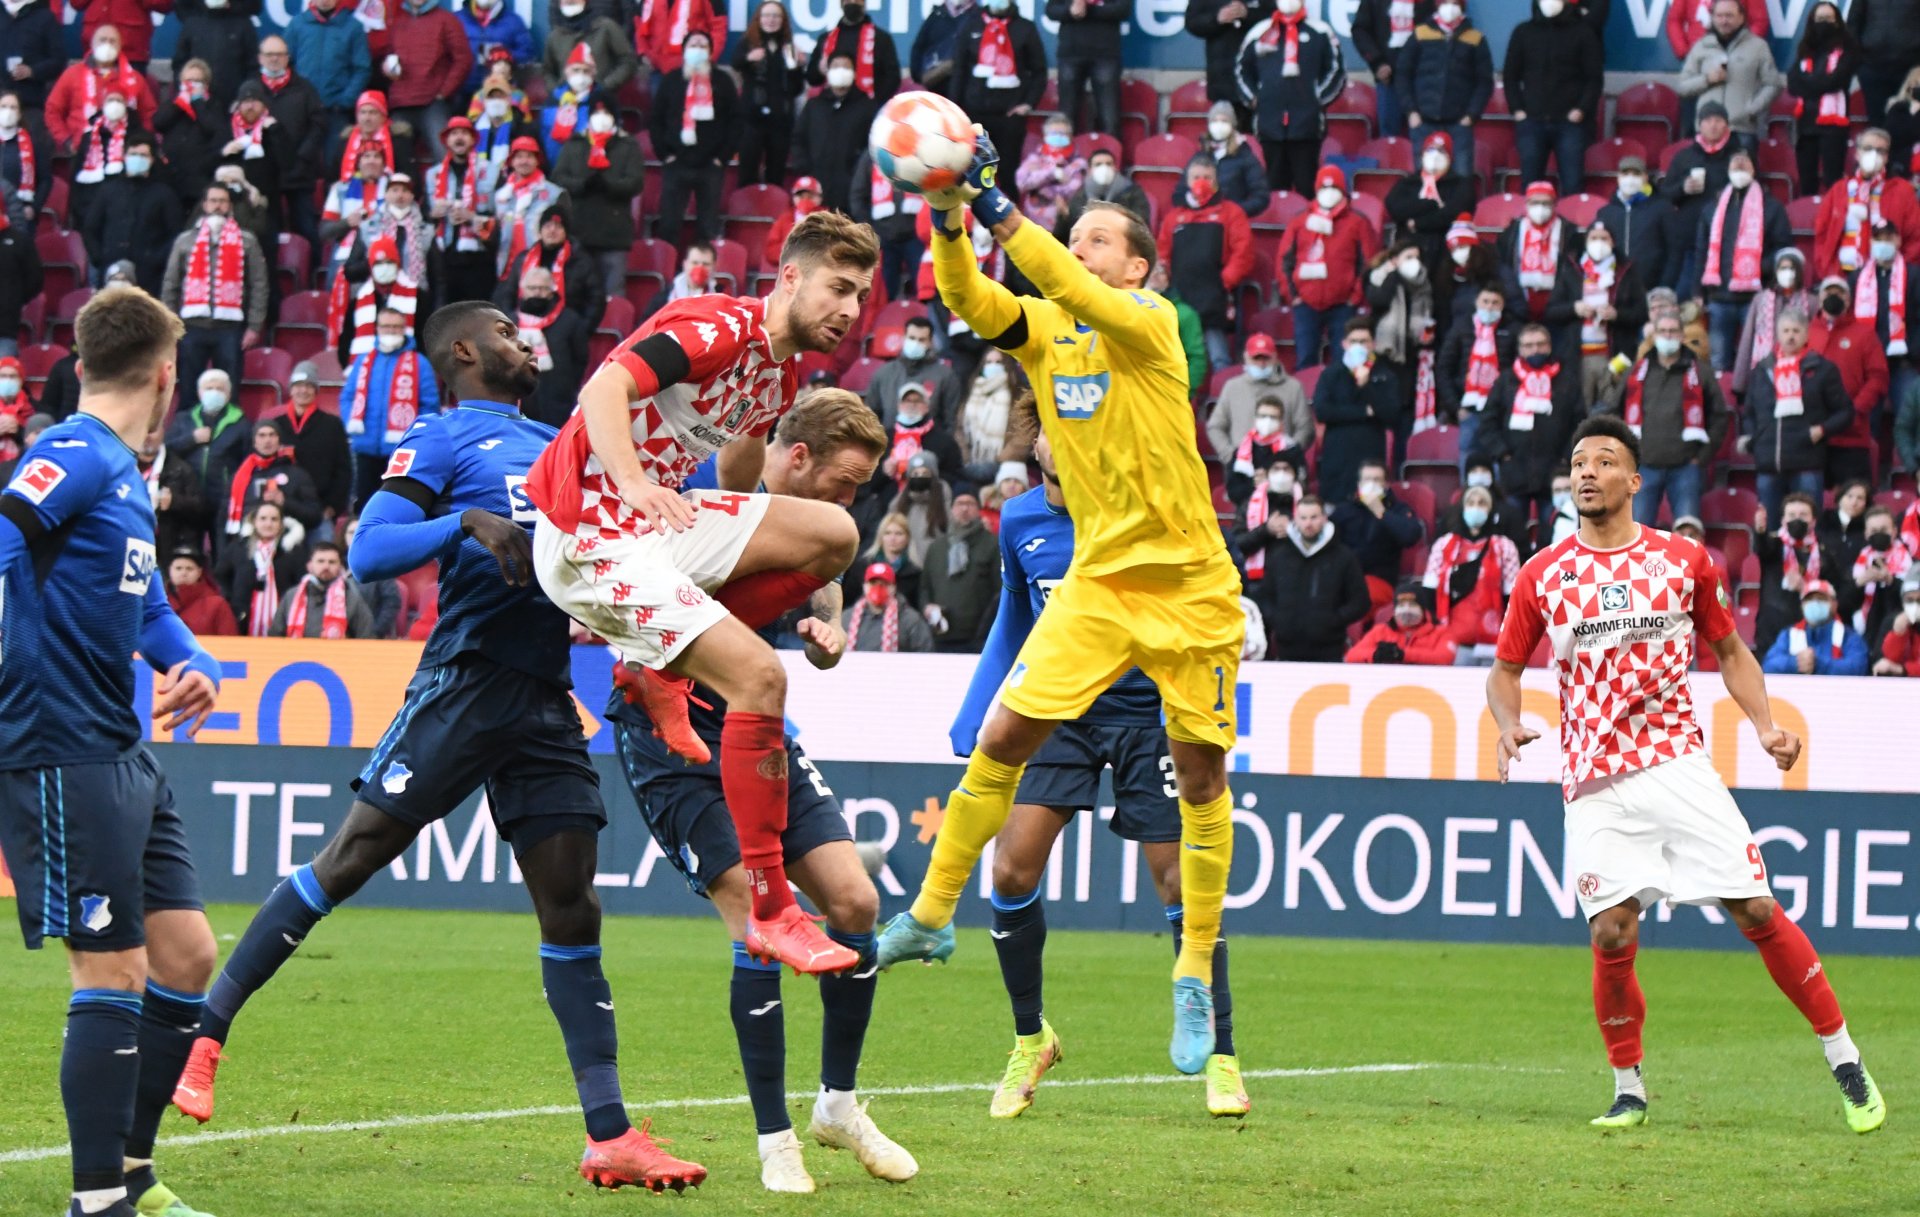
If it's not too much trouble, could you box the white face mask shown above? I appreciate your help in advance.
[1397,258,1424,281]
[1527,202,1553,225]
[1437,2,1462,19]
[900,337,928,360]
[1467,471,1493,489]
[1857,149,1884,176]
[826,66,855,89]
[0,377,20,398]
[1253,416,1281,438]
[484,98,510,120]
[199,389,228,411]
[1208,120,1234,143]
[567,72,593,94]
[377,331,405,353]
[979,361,1005,381]
[1421,151,1449,175]
[1777,264,1799,288]
[103,100,127,123]
[1551,489,1571,509]
[92,42,116,65]
[1316,187,1343,210]
[1089,163,1115,187]
[558,0,584,13]
[1343,343,1370,370]
[1728,168,1754,190]
[1452,245,1474,267]
[1538,0,1564,15]
[683,46,710,69]
[0,108,17,132]
[1585,240,1612,262]
[1905,602,1920,625]
[1247,363,1274,381]
[1270,470,1295,493]
[1617,174,1644,197]
[588,111,615,134]
[372,262,399,285]
[1277,0,1303,11]
[1871,239,1897,264]
[1474,306,1500,325]
[1654,335,1682,357]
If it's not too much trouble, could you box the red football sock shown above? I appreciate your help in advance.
[1743,908,1845,1035]
[1592,942,1646,1067]
[717,570,827,630]
[720,711,795,919]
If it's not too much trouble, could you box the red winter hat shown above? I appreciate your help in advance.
[1802,579,1836,599]
[1244,333,1277,358]
[1445,213,1478,247]
[791,175,823,196]
[566,42,596,72]
[863,562,896,584]
[0,356,21,376]
[510,135,544,157]
[356,89,387,117]
[1314,164,1346,193]
[1421,131,1452,159]
[1525,180,1558,201]
[368,234,400,264]
[442,115,475,138]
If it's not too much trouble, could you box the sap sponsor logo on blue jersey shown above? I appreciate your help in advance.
[119,537,157,596]
[383,760,413,795]
[505,475,537,523]
[79,894,113,934]
[1053,373,1109,421]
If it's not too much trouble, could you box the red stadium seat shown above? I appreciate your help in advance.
[838,355,885,394]
[1405,424,1460,466]
[1072,132,1122,166]
[41,177,68,228]
[1700,484,1761,530]
[1348,193,1386,238]
[1293,364,1322,402]
[47,287,91,348]
[1875,488,1915,518]
[17,341,66,383]
[1247,190,1308,233]
[1582,136,1644,194]
[709,239,749,295]
[726,183,788,219]
[1657,138,1695,174]
[1473,193,1527,235]
[1206,363,1242,401]
[1403,461,1459,509]
[276,232,312,296]
[1555,192,1607,229]
[1390,479,1435,534]
[274,289,330,360]
[36,229,85,304]
[244,345,294,388]
[597,296,634,341]
[1614,81,1680,152]
[867,325,903,358]
[1165,80,1213,143]
[1787,194,1821,236]
[16,294,41,347]
[1355,136,1414,173]
[303,350,347,384]
[1118,77,1160,139]
[626,237,677,300]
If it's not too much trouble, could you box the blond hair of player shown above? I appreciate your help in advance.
[872,123,1245,1075]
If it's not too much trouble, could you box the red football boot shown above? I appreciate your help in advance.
[612,663,712,764]
[171,1037,225,1124]
[580,1119,709,1192]
[746,905,860,975]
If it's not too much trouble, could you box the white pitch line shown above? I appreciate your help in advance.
[0,1062,1459,1165]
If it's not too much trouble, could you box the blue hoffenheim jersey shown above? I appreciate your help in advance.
[387,401,573,687]
[997,486,1162,726]
[0,413,167,766]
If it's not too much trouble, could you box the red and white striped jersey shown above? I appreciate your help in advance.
[1496,525,1738,801]
[526,294,799,538]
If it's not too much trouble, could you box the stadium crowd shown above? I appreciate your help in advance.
[3,0,1919,673]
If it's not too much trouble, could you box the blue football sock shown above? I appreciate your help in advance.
[1168,905,1235,1058]
[203,863,334,1043]
[124,983,205,1197]
[729,942,789,1134]
[991,887,1047,1037]
[64,989,143,1200]
[816,929,875,1094]
[539,945,629,1142]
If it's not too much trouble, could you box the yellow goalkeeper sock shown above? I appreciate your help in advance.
[909,752,1026,930]
[1173,790,1234,984]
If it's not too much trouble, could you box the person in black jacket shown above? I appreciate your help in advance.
[272,362,354,527]
[255,37,328,248]
[0,203,39,357]
[220,79,293,217]
[1185,0,1275,131]
[1394,3,1494,173]
[491,205,605,329]
[216,500,309,634]
[793,52,878,215]
[1785,0,1858,195]
[1349,0,1431,136]
[1504,0,1603,197]
[0,93,48,224]
[137,427,211,559]
[1658,102,1739,290]
[82,134,183,295]
[805,0,902,103]
[730,1,806,186]
[155,59,227,213]
[910,0,971,91]
[1477,323,1582,532]
[516,264,590,427]
[173,0,261,111]
[1744,307,1854,525]
[36,348,79,420]
[1256,494,1371,661]
[1595,156,1678,291]
[1438,282,1517,436]
[647,29,735,244]
[949,0,1046,203]
[1330,459,1427,588]
[1690,149,1790,371]
[1236,3,1346,195]
[0,0,64,117]
[849,149,925,301]
[1315,317,1405,503]
[1384,131,1476,285]
[1047,0,1130,135]
[1541,222,1648,383]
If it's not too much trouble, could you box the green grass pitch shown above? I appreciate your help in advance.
[1,902,1912,1216]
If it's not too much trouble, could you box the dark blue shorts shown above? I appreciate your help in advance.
[0,749,203,952]
[1015,721,1180,843]
[353,658,604,853]
[613,722,851,898]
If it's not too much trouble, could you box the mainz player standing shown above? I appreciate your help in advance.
[1487,414,1885,1134]
[524,211,881,975]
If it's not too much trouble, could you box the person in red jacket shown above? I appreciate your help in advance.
[70,0,176,74]
[44,24,158,151]
[1873,583,1920,675]
[1811,128,1920,281]
[1276,164,1378,369]
[383,0,475,163]
[1157,154,1254,371]
[1807,274,1890,485]
[166,547,242,637]
[633,0,728,77]
[1346,579,1459,664]
[1665,0,1768,60]
[762,174,822,269]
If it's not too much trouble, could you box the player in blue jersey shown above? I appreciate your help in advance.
[169,302,707,1193]
[953,422,1249,1121]
[609,390,918,1194]
[0,287,225,1217]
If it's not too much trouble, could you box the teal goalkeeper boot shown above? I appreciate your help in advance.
[1170,977,1216,1074]
[874,911,956,969]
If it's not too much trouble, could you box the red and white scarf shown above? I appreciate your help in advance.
[76,117,126,184]
[323,179,386,340]
[1902,501,1920,557]
[846,591,900,651]
[432,155,488,251]
[229,109,273,159]
[552,87,585,144]
[1244,483,1273,578]
[226,451,292,535]
[1778,521,1819,585]
[1517,218,1559,291]
[1431,532,1490,624]
[1841,174,1884,268]
[1623,355,1710,443]
[975,16,1019,87]
[1771,351,1805,417]
[347,348,424,444]
[587,128,615,170]
[1703,183,1765,293]
[1507,359,1557,431]
[870,162,924,220]
[339,123,394,182]
[1750,286,1803,364]
[1297,198,1343,280]
[1787,619,1846,659]
[286,574,350,639]
[1579,254,1615,353]
[681,68,714,144]
[1463,316,1500,407]
[822,22,877,96]
[1851,541,1913,632]
[81,63,141,123]
[1797,49,1851,125]
[515,246,568,371]
[247,540,281,636]
[180,219,248,323]
[1855,257,1908,357]
[348,273,419,356]
[1419,171,1441,202]
[1260,10,1306,74]
[889,415,934,483]
[1,128,33,201]
[1388,0,1415,43]
[1413,347,1437,433]
[500,171,548,278]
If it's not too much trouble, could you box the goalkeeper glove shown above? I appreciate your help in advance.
[925,124,1013,233]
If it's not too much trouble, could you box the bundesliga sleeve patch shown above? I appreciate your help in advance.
[384,449,416,480]
[8,457,66,504]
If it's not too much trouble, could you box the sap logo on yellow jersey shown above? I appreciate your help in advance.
[1053,372,1109,420]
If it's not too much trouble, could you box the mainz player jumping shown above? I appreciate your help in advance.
[524,211,881,975]
[1487,414,1885,1134]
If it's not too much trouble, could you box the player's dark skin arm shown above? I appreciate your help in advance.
[1486,659,1536,783]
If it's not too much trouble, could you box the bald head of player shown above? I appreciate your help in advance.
[73,284,187,442]
[420,301,540,405]
[1067,201,1156,292]
[769,211,881,358]
[1568,415,1644,542]
[763,387,887,506]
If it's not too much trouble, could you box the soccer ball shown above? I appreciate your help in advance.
[869,91,977,196]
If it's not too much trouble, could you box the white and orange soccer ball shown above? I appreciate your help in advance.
[868,91,978,196]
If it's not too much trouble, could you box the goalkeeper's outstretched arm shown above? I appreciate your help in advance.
[930,206,1027,352]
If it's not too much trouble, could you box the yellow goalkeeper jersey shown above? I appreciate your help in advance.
[933,221,1229,578]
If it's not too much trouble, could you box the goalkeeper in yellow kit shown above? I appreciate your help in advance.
[874,127,1246,1074]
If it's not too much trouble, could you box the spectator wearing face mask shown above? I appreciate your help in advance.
[1332,459,1426,601]
[1347,577,1457,663]
[1732,248,1814,395]
[920,485,1000,653]
[231,419,324,549]
[218,499,308,633]
[1442,214,1500,322]
[637,239,717,321]
[164,183,268,390]
[887,448,952,564]
[469,79,533,171]
[1053,148,1151,239]
[0,407,48,480]
[1315,318,1403,503]
[1015,116,1086,234]
[543,0,638,94]
[851,145,930,303]
[1210,333,1311,458]
[166,547,240,636]
[341,305,442,509]
[1595,156,1678,292]
[1542,467,1581,545]
[765,175,824,267]
[792,52,878,216]
[1753,491,1852,652]
[1847,504,1911,646]
[1349,0,1431,137]
[1159,155,1253,372]
[1812,128,1920,282]
[542,41,600,158]
[422,116,501,309]
[1498,181,1578,328]
[1185,0,1274,132]
[1047,0,1129,136]
[339,230,423,361]
[1786,1,1858,196]
[1255,493,1370,661]
[69,81,147,240]
[515,265,588,428]
[1504,0,1603,198]
[957,350,1019,480]
[1366,239,1439,440]
[649,31,734,243]
[1872,582,1920,675]
[491,137,567,279]
[46,25,157,152]
[0,356,33,458]
[949,0,1047,201]
[1394,0,1493,173]
[1438,284,1516,461]
[1225,391,1300,505]
[1745,312,1851,531]
[551,95,645,301]
[1236,4,1344,197]
[880,382,965,491]
[806,0,903,104]
[1801,278,1885,486]
[843,561,936,652]
[1596,311,1728,525]
[0,92,48,223]
[1691,150,1789,371]
[867,316,962,430]
[1200,102,1270,215]
[273,361,354,527]
[1477,322,1581,535]
[1762,579,1867,674]
[1547,224,1648,405]
[272,541,378,638]
[1276,167,1376,369]
[732,1,806,186]
[1385,131,1476,287]
[1421,483,1520,657]
[1229,447,1298,579]
[496,202,603,327]
[167,368,249,512]
[1664,103,1744,286]
[1851,216,1919,410]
